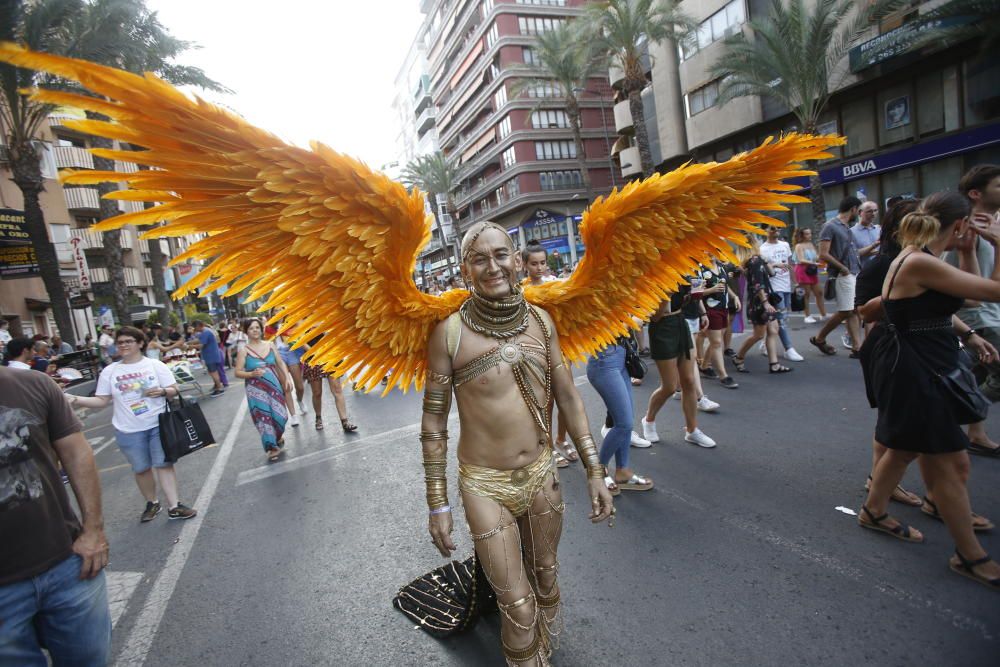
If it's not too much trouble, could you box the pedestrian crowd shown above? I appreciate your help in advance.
[3,164,999,664]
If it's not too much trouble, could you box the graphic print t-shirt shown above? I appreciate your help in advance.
[0,366,83,585]
[96,357,177,433]
[759,241,792,293]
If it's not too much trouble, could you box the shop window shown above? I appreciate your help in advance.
[841,98,875,157]
[920,157,963,196]
[964,58,1000,126]
[881,167,918,201]
[878,83,914,147]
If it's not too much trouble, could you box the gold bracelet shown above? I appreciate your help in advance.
[574,434,604,480]
[419,430,448,442]
[422,389,451,415]
[426,369,452,385]
[421,434,449,509]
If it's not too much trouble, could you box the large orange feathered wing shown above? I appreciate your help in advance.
[0,44,842,386]
[524,133,844,363]
[0,42,464,394]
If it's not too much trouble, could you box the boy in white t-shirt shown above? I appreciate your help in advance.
[758,226,804,362]
[69,326,197,523]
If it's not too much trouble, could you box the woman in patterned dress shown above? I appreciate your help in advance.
[235,318,291,462]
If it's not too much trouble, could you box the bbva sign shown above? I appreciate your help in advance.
[843,160,878,178]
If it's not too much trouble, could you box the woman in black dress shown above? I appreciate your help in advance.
[861,191,1000,590]
[732,236,792,374]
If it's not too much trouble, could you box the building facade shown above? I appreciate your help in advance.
[399,0,617,279]
[0,111,199,343]
[620,0,1000,227]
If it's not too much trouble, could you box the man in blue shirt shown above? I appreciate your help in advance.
[850,201,881,270]
[191,321,225,396]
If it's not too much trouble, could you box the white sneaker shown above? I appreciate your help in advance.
[289,413,300,427]
[697,395,720,412]
[673,390,683,400]
[842,334,853,349]
[759,341,767,356]
[630,430,652,448]
[600,425,610,439]
[784,347,804,362]
[803,315,817,324]
[684,428,717,448]
[641,418,660,443]
[297,400,307,415]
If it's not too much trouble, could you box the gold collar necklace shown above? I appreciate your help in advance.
[460,283,530,340]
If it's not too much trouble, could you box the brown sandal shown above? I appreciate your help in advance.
[315,417,324,431]
[341,418,357,432]
[921,496,994,532]
[865,476,923,507]
[809,336,836,355]
[858,505,923,542]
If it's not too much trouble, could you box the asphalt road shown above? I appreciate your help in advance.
[77,316,999,666]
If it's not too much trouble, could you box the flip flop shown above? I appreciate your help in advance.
[857,505,922,542]
[616,473,654,492]
[809,336,837,355]
[553,451,571,469]
[968,441,1000,457]
[603,475,621,497]
[921,496,994,532]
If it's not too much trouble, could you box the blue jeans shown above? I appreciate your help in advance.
[586,345,632,471]
[776,291,793,350]
[0,554,111,666]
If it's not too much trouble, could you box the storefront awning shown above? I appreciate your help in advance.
[25,298,50,311]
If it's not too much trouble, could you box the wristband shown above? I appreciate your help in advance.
[429,505,451,515]
[961,328,977,341]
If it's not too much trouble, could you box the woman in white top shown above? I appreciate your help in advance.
[70,326,197,523]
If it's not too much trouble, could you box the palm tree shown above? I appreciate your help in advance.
[53,0,226,326]
[1,0,83,344]
[401,152,461,280]
[512,22,600,202]
[709,0,906,225]
[584,0,696,178]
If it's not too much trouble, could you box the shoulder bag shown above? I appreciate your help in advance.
[159,396,215,462]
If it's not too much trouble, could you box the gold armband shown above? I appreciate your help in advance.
[422,389,451,415]
[421,430,449,509]
[574,434,603,480]
[427,370,452,385]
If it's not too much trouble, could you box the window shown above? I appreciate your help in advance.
[685,80,721,117]
[841,98,875,157]
[522,47,538,66]
[516,0,565,5]
[486,22,499,48]
[530,110,569,128]
[493,84,508,109]
[518,16,564,35]
[496,177,520,205]
[497,116,511,140]
[679,0,746,61]
[502,146,516,169]
[525,81,564,98]
[878,83,913,147]
[539,170,583,191]
[535,141,576,160]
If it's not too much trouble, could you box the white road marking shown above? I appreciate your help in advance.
[115,400,248,667]
[92,437,116,457]
[105,571,143,629]
[235,416,458,487]
[662,487,995,641]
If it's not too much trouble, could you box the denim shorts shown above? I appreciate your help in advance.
[115,426,168,473]
[278,347,304,367]
[204,360,223,373]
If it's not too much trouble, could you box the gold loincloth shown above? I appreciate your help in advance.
[459,448,553,518]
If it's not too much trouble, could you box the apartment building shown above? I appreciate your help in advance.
[401,0,617,276]
[0,111,197,342]
[623,0,1000,226]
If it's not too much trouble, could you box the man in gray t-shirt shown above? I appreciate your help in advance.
[810,196,863,356]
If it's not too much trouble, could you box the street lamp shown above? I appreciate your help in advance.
[573,87,617,189]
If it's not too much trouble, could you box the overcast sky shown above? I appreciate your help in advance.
[146,1,423,171]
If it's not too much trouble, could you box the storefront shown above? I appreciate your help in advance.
[507,208,585,266]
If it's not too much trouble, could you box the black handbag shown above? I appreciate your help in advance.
[393,554,496,637]
[805,264,819,276]
[918,349,989,424]
[159,397,215,463]
[824,277,837,301]
[622,333,647,380]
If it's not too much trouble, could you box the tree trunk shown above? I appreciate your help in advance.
[625,69,654,179]
[809,169,826,226]
[566,95,594,202]
[9,143,77,345]
[134,158,172,323]
[86,111,131,326]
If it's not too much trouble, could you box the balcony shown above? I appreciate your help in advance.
[416,106,437,135]
[53,145,94,170]
[64,187,101,211]
[70,226,139,251]
[47,114,84,130]
[614,100,634,134]
[88,266,146,287]
[619,146,642,178]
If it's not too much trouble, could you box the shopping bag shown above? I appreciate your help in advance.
[159,397,215,463]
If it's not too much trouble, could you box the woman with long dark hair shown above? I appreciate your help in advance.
[731,236,791,374]
[235,318,291,462]
[861,191,1000,590]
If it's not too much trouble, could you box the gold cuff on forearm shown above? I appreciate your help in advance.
[574,434,603,479]
[422,389,451,415]
[421,432,449,509]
